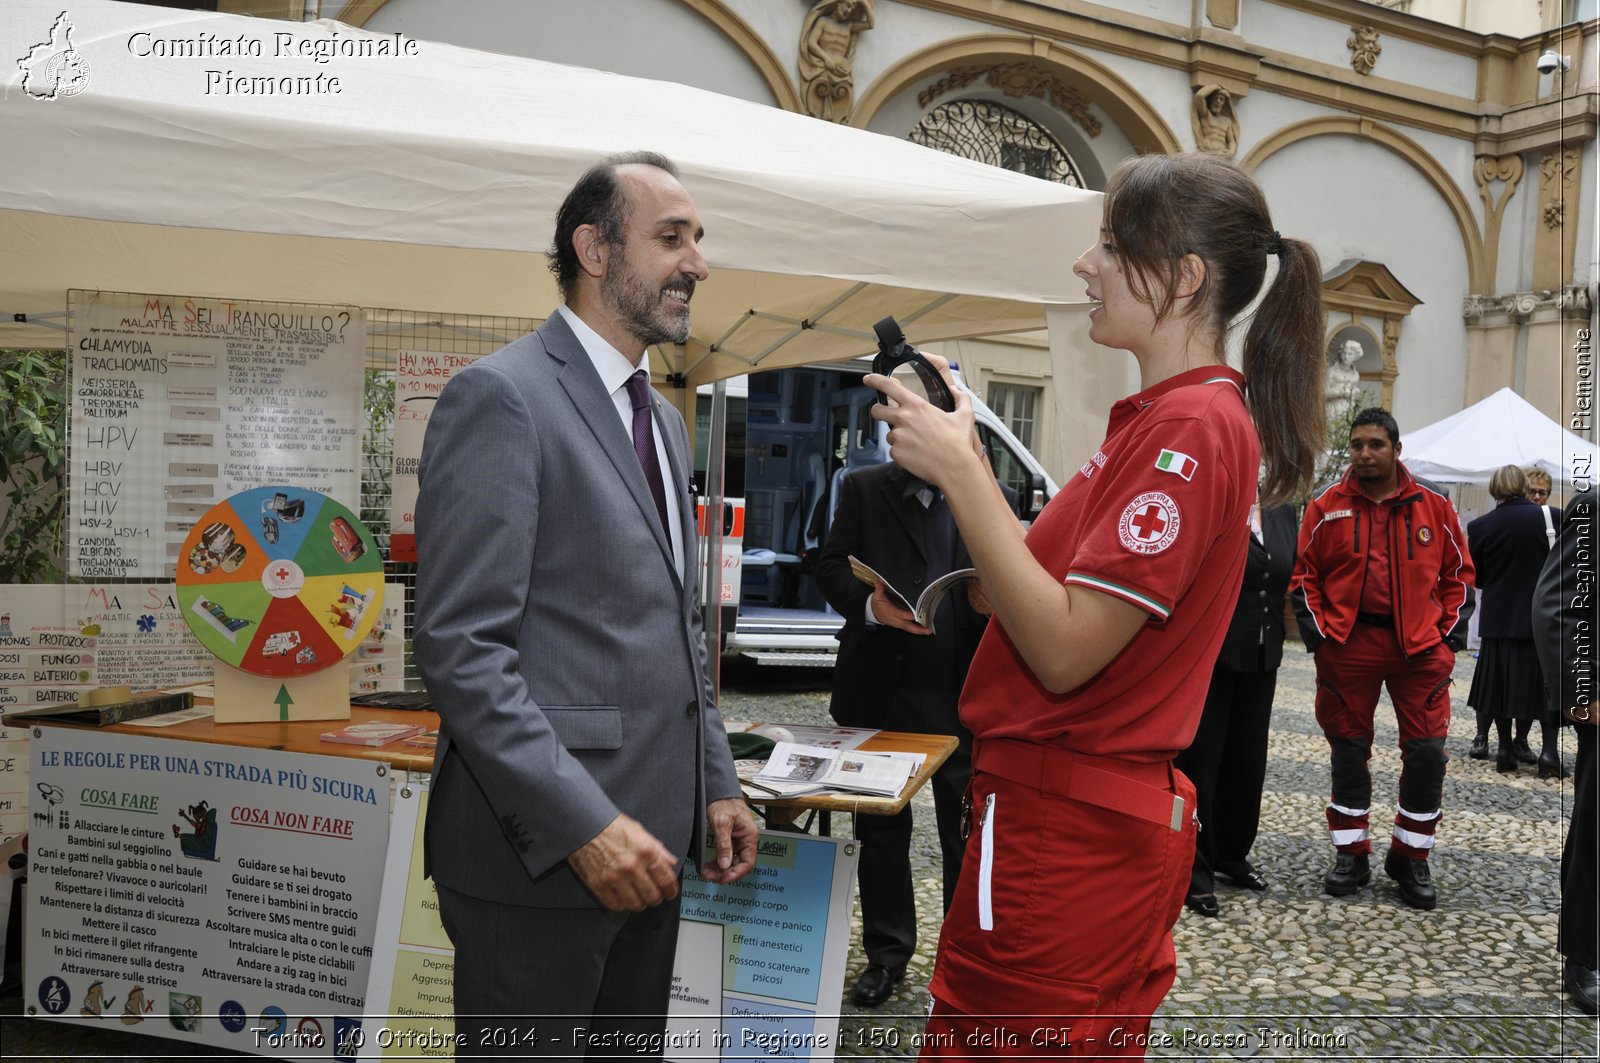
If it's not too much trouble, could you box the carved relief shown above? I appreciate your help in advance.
[1539,146,1579,230]
[1473,154,1524,210]
[1191,85,1238,157]
[919,62,1101,137]
[1461,285,1593,322]
[798,0,874,124]
[1347,26,1382,76]
[1473,154,1523,289]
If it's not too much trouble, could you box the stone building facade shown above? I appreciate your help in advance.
[321,0,1596,481]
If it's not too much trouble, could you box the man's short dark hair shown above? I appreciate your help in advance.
[1350,406,1399,445]
[547,151,679,303]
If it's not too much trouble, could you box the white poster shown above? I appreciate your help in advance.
[24,727,391,1058]
[68,290,365,580]
[362,787,857,1061]
[0,724,26,840]
[349,585,406,695]
[389,350,480,563]
[0,583,214,711]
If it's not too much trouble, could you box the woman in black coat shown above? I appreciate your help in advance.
[1466,464,1563,776]
[1175,500,1298,916]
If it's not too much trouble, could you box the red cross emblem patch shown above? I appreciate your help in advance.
[1118,491,1182,554]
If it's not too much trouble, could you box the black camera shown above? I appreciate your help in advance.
[871,316,956,412]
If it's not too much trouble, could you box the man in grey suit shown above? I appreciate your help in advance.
[414,152,758,1057]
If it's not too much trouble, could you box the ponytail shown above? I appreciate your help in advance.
[1242,238,1326,505]
[1103,153,1328,505]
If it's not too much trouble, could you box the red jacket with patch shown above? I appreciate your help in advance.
[1290,461,1475,655]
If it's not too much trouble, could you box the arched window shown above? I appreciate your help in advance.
[908,99,1085,186]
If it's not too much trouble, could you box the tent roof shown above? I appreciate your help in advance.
[0,0,1101,386]
[1403,387,1596,487]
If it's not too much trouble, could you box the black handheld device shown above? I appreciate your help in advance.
[871,316,956,412]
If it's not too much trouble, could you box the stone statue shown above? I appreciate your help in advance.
[799,0,874,123]
[1191,85,1238,157]
[1326,338,1363,423]
[1347,25,1382,76]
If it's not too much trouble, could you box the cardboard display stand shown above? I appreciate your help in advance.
[213,661,352,724]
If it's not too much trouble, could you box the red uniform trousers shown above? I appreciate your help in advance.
[921,741,1196,1060]
[1313,621,1455,860]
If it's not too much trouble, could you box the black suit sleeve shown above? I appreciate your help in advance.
[1535,490,1595,717]
[814,471,872,624]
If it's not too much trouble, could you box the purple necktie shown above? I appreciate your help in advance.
[624,370,671,537]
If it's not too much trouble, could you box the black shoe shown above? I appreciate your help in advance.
[1513,737,1539,765]
[1468,734,1489,759]
[1565,960,1600,1015]
[1323,852,1371,896]
[1539,751,1568,779]
[1217,861,1268,891]
[851,964,905,1006]
[1496,745,1519,773]
[1384,850,1438,910]
[1184,892,1220,917]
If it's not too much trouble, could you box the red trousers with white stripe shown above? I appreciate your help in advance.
[920,765,1196,1059]
[1313,623,1455,859]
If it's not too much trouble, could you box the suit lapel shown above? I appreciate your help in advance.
[543,317,681,582]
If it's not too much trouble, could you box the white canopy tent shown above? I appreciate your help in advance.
[0,0,1102,405]
[1402,387,1596,488]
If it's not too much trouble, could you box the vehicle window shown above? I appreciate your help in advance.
[977,424,1029,503]
[694,395,747,497]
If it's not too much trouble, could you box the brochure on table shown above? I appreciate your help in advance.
[362,783,859,1061]
[67,289,364,581]
[24,727,390,1058]
[753,742,916,798]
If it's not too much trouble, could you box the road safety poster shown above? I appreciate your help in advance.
[23,728,390,1058]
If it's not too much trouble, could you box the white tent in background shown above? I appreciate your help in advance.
[1402,387,1596,487]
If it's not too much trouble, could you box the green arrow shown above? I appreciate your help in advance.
[274,684,293,722]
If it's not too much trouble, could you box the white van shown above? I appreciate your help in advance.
[694,363,1057,665]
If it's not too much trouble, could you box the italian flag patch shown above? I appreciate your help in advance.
[1155,449,1197,481]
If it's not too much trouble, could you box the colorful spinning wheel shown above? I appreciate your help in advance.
[175,486,384,679]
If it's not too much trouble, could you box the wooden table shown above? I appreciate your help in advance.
[46,702,443,775]
[33,710,958,797]
[32,706,956,832]
[739,729,959,835]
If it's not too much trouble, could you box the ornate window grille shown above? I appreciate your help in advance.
[908,99,1085,187]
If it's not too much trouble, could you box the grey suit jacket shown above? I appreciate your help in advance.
[413,311,741,908]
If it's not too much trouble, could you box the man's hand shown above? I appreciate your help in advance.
[567,813,680,911]
[870,583,932,634]
[965,580,994,616]
[701,798,759,885]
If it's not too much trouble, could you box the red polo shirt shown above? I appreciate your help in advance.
[960,366,1258,761]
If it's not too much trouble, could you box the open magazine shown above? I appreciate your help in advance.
[848,554,976,633]
[752,741,916,798]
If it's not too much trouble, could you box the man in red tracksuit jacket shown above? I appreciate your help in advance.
[1291,407,1475,910]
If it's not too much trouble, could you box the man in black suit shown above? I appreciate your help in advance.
[814,460,1007,1007]
[1175,501,1298,917]
[1533,486,1596,1013]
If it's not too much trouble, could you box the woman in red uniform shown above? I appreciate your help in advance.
[867,153,1327,1058]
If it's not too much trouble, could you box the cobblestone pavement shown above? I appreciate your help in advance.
[3,651,1595,1060]
[712,651,1599,1061]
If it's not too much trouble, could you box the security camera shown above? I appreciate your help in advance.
[1537,50,1569,74]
